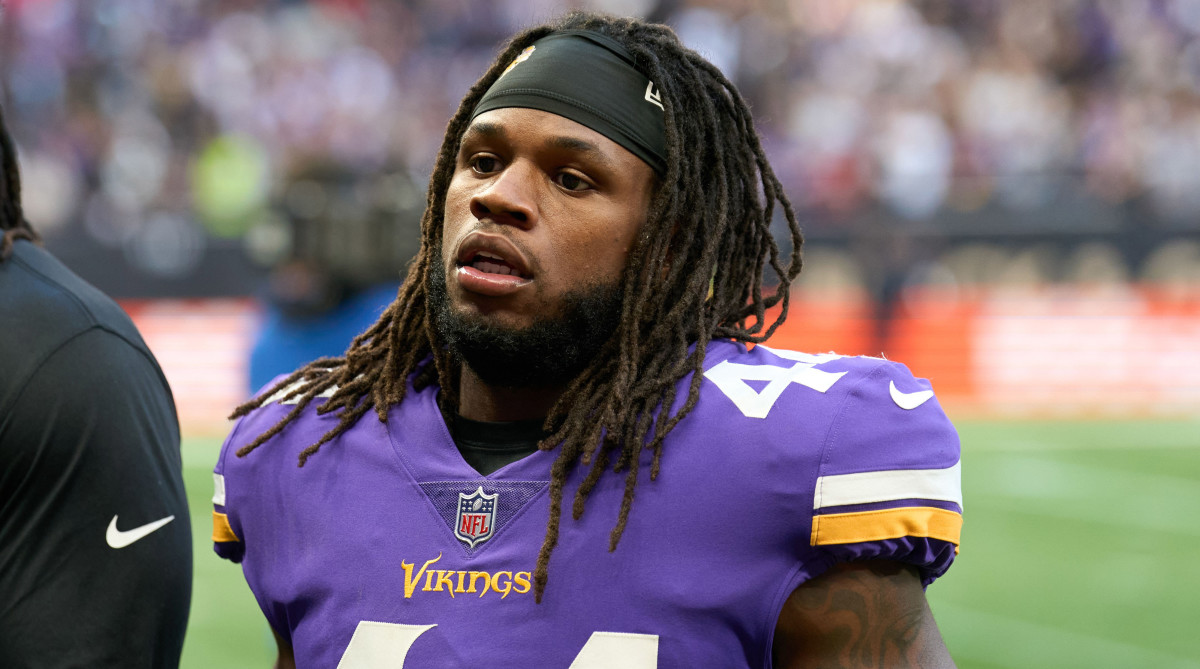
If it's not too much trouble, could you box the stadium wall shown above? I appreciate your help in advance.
[124,289,1200,437]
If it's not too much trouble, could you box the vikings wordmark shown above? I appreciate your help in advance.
[400,553,533,600]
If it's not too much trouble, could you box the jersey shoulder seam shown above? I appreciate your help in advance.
[9,250,102,329]
[813,357,893,506]
[0,326,163,419]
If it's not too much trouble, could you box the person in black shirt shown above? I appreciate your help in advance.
[0,103,192,666]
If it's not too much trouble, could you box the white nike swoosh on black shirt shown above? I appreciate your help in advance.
[106,515,175,549]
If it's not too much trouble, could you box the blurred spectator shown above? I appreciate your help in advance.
[247,157,421,392]
[2,0,1199,295]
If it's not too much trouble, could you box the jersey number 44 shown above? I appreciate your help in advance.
[338,621,659,667]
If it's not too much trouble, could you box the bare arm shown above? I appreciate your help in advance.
[273,628,296,669]
[772,561,956,669]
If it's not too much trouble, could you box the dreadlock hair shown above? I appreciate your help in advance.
[0,103,40,262]
[232,11,805,602]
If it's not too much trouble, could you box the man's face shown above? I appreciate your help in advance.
[434,107,656,386]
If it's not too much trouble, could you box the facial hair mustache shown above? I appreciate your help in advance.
[427,249,624,390]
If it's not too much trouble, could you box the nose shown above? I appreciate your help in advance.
[469,161,537,229]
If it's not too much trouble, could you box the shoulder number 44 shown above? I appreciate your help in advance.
[704,348,848,419]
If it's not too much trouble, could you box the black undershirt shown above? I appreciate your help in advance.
[450,414,547,476]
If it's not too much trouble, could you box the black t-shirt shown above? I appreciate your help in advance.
[450,414,546,476]
[0,241,191,667]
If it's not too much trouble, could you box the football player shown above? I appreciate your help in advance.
[214,13,961,668]
[0,104,192,665]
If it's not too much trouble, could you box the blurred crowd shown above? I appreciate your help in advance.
[2,0,1199,284]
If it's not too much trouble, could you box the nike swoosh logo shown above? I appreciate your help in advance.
[889,381,934,410]
[106,515,175,549]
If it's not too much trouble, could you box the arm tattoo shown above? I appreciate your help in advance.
[774,562,955,669]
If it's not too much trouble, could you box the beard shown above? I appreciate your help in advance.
[428,252,623,389]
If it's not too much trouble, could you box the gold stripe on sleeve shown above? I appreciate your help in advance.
[212,510,240,543]
[811,506,961,547]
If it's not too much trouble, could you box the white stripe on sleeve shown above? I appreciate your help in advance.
[213,473,226,506]
[814,461,961,510]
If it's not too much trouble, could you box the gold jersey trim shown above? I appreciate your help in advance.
[212,510,240,543]
[811,506,962,548]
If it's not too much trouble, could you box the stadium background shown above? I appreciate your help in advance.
[3,0,1198,666]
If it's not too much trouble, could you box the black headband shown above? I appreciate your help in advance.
[470,30,667,175]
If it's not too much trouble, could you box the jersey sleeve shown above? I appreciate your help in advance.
[809,358,962,585]
[0,329,192,667]
[210,376,325,647]
[211,374,296,564]
[212,415,252,563]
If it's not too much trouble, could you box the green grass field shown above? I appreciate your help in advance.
[177,419,1200,668]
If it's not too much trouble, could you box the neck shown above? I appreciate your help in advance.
[455,364,563,422]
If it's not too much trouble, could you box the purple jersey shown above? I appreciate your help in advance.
[212,340,961,668]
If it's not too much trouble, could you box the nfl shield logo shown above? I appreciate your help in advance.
[455,486,498,548]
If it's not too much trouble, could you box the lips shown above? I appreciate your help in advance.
[463,250,528,278]
[454,233,533,296]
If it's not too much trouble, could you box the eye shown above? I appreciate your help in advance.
[555,171,593,192]
[470,155,500,175]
